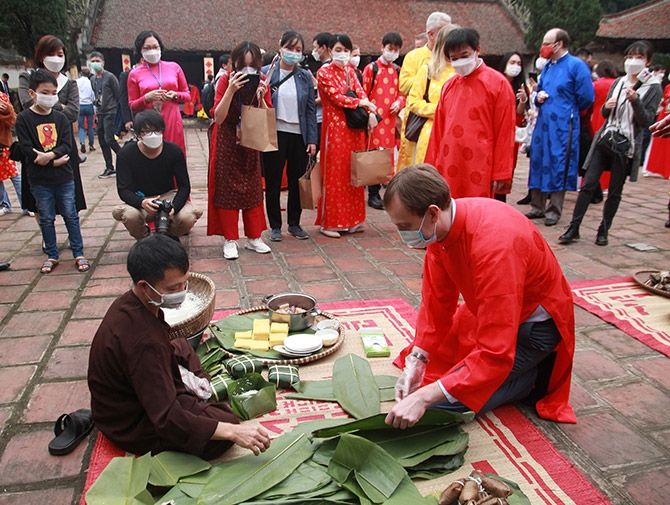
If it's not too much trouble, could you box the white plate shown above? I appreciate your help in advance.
[273,345,322,358]
[315,328,339,346]
[284,333,323,353]
[315,319,340,331]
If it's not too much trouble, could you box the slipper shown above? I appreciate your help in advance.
[75,257,90,273]
[41,258,58,274]
[48,409,94,456]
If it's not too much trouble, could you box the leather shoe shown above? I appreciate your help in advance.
[544,217,559,226]
[525,210,545,219]
[516,193,531,205]
[558,225,580,244]
[367,194,384,210]
[0,261,10,271]
[595,225,608,246]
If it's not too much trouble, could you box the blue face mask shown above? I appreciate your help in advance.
[281,50,304,66]
[398,212,437,249]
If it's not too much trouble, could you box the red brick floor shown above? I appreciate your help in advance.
[0,125,668,504]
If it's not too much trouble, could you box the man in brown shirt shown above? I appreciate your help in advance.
[88,234,270,458]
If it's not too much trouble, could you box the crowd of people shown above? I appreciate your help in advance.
[0,11,668,273]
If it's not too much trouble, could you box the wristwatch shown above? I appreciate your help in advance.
[409,351,428,364]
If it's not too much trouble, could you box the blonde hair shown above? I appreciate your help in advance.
[429,24,458,79]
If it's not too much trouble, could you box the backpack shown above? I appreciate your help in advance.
[201,81,216,119]
[370,61,400,91]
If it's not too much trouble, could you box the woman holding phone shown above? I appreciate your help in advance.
[207,41,273,260]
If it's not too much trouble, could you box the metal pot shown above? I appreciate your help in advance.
[263,293,319,332]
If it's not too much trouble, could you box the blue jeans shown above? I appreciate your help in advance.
[78,103,95,146]
[31,180,84,259]
[0,175,22,209]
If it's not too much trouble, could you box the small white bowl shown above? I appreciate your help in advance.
[315,328,339,347]
[316,319,340,331]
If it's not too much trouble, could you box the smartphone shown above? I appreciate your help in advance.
[528,72,538,81]
[238,73,261,105]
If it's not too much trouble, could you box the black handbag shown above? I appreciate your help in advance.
[596,81,630,157]
[8,141,24,163]
[405,67,431,142]
[344,72,370,130]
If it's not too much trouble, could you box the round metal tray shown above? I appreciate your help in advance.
[633,270,670,299]
[215,306,345,365]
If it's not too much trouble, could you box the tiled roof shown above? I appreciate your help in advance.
[91,0,527,55]
[596,0,670,40]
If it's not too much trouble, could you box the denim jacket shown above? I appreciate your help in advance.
[262,64,318,146]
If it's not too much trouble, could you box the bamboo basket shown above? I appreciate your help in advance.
[166,272,216,340]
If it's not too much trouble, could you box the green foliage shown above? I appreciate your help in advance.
[600,0,649,14]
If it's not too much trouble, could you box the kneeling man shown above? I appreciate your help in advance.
[112,110,202,239]
[88,234,270,458]
[384,165,576,429]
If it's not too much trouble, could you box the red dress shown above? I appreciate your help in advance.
[646,83,670,178]
[394,199,577,423]
[316,63,367,229]
[362,58,404,150]
[207,74,271,239]
[425,63,516,198]
[0,93,17,180]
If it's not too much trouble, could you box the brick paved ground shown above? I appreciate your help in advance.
[0,124,668,504]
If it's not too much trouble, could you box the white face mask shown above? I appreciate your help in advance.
[239,66,258,75]
[350,56,361,67]
[35,92,59,110]
[624,58,645,76]
[398,212,437,249]
[311,49,321,61]
[141,132,163,149]
[146,281,188,309]
[505,63,522,78]
[142,49,161,64]
[451,54,478,77]
[332,51,351,67]
[535,57,548,71]
[382,49,399,63]
[43,55,65,73]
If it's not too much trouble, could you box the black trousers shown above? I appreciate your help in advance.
[98,113,121,171]
[433,318,561,415]
[262,130,308,230]
[570,142,630,230]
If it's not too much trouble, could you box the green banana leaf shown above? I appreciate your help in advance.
[383,475,438,505]
[196,337,220,359]
[286,375,397,402]
[149,451,211,487]
[197,432,313,505]
[210,313,317,360]
[407,452,466,480]
[250,460,333,501]
[313,409,475,438]
[86,453,154,505]
[332,354,380,419]
[228,373,277,420]
[328,434,406,503]
[157,484,197,505]
[487,474,532,505]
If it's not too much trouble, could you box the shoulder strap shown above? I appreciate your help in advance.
[607,78,626,128]
[371,62,379,91]
[424,64,431,102]
[270,68,297,93]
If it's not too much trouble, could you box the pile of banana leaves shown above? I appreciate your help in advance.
[86,409,486,505]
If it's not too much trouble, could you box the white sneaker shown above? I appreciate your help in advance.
[223,240,239,260]
[245,237,271,254]
[0,207,10,216]
[22,210,35,217]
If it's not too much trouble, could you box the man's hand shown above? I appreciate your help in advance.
[385,389,430,429]
[650,115,670,138]
[53,154,70,167]
[33,149,55,166]
[124,121,134,131]
[536,91,549,104]
[390,100,402,115]
[226,424,271,455]
[141,198,159,215]
[395,352,427,401]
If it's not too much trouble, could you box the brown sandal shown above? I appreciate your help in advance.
[41,258,59,274]
[74,257,90,273]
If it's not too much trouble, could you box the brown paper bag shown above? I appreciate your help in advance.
[299,157,321,210]
[239,102,279,152]
[350,145,393,187]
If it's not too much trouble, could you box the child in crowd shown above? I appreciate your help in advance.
[15,69,89,273]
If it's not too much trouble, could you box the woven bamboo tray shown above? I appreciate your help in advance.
[214,306,345,365]
[633,270,670,299]
[166,273,216,340]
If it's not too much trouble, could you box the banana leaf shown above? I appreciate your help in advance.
[407,452,466,480]
[328,434,406,503]
[196,337,220,359]
[487,474,532,505]
[313,409,475,438]
[86,453,154,505]
[332,354,380,419]
[253,460,332,500]
[228,373,277,420]
[197,432,313,505]
[210,313,316,360]
[286,375,397,402]
[149,451,211,487]
[383,475,438,505]
[157,484,197,505]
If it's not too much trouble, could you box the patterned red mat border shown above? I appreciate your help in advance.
[79,298,610,505]
[571,276,670,358]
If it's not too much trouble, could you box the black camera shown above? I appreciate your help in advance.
[153,199,173,234]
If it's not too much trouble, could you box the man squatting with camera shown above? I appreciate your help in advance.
[112,110,202,238]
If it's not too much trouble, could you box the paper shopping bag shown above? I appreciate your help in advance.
[239,104,279,152]
[299,157,322,209]
[350,147,393,187]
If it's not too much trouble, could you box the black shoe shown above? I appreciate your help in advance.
[544,217,558,226]
[0,261,10,271]
[89,145,96,151]
[367,194,384,210]
[269,228,282,242]
[288,225,309,240]
[516,193,531,205]
[595,225,608,246]
[558,225,580,244]
[80,144,86,154]
[525,210,545,219]
[665,219,670,228]
[98,168,116,179]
